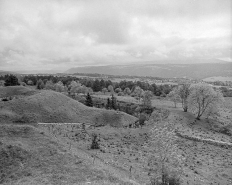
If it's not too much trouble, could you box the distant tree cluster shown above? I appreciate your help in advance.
[1,74,20,86]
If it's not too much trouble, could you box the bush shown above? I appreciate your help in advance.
[139,113,147,127]
[4,75,20,86]
[90,133,100,149]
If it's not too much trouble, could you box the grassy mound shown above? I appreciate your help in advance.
[0,90,137,127]
[0,86,37,98]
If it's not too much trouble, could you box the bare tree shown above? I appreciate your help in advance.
[142,90,153,108]
[177,83,191,112]
[167,88,180,108]
[133,86,144,102]
[188,83,224,120]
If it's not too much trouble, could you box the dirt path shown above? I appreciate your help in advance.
[40,126,142,185]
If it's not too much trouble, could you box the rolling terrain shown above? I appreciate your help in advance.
[0,86,232,184]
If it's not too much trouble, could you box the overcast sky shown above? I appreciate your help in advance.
[0,0,231,71]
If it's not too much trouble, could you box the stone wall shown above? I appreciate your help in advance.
[175,131,232,148]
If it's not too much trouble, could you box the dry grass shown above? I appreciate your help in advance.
[0,124,136,185]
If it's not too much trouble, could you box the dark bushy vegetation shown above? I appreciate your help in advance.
[85,93,93,107]
[3,74,20,86]
[90,133,100,149]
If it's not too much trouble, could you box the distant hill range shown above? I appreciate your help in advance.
[66,61,232,79]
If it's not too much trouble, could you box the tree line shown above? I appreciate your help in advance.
[0,74,173,97]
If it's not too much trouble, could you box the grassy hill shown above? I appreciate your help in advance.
[0,124,136,185]
[0,90,137,126]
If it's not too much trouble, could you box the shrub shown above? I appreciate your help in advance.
[139,113,147,127]
[90,133,100,149]
[150,172,181,185]
[85,93,93,107]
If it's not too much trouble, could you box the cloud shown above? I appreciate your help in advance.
[0,0,231,71]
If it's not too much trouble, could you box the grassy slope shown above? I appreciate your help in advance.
[0,86,38,98]
[0,90,137,126]
[41,108,232,184]
[0,124,138,185]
